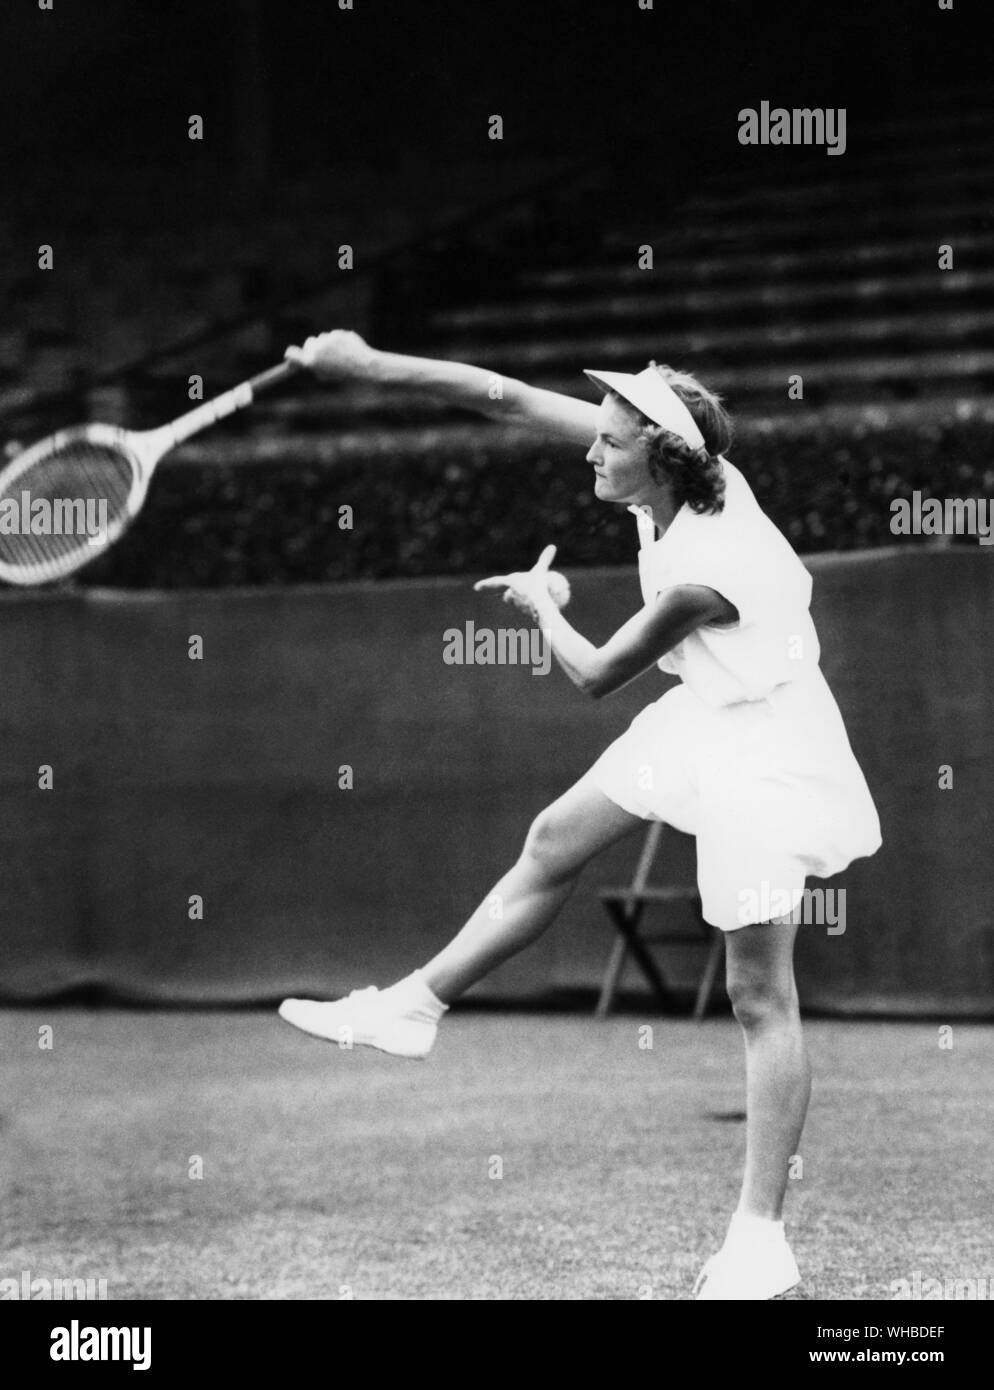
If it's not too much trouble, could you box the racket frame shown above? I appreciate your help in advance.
[0,358,301,586]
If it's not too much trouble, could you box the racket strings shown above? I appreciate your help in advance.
[0,442,137,574]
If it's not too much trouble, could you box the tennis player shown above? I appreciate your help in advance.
[279,331,882,1300]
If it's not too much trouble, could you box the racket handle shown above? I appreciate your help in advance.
[246,358,303,396]
[168,357,304,446]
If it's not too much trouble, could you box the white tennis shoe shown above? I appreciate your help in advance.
[278,984,440,1059]
[694,1233,800,1300]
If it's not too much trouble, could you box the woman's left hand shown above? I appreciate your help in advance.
[474,545,559,620]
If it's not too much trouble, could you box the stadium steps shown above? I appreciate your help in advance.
[229,344,994,441]
[154,83,994,460]
[429,311,994,373]
[136,86,994,454]
[430,269,994,337]
[238,345,994,437]
[532,349,994,399]
[511,231,993,295]
[403,92,994,423]
[578,190,991,259]
[667,149,994,218]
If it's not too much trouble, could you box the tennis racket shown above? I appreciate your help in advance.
[0,357,303,585]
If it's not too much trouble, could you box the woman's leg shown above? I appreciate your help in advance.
[422,775,644,1002]
[723,918,811,1220]
[279,773,644,1053]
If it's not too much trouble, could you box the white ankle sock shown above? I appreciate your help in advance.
[724,1210,786,1249]
[381,970,448,1021]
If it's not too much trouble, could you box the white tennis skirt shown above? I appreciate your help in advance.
[588,670,882,931]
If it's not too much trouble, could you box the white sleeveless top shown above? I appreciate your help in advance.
[634,458,821,709]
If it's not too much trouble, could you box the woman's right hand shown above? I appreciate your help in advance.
[285,329,378,381]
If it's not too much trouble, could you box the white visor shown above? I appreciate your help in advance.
[584,367,706,452]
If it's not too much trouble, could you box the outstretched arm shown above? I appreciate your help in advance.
[476,547,736,699]
[286,330,597,446]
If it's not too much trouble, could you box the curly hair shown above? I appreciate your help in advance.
[609,362,732,515]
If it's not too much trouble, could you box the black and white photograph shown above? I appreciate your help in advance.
[0,0,991,1341]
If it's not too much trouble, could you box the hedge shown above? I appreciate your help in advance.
[75,411,994,588]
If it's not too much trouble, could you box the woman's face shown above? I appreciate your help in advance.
[586,395,662,507]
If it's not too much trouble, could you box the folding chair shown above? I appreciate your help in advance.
[595,822,724,1019]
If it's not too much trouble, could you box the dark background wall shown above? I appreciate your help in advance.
[3,546,991,1014]
[0,1,942,177]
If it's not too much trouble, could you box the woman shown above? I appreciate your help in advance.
[279,330,882,1300]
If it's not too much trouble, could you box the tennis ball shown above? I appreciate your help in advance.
[547,571,571,608]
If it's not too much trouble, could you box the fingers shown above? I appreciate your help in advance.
[475,575,532,612]
[475,581,536,620]
[533,544,557,573]
[284,330,373,375]
[284,337,318,368]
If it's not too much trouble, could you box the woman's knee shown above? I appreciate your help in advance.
[726,967,797,1030]
[521,805,585,883]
